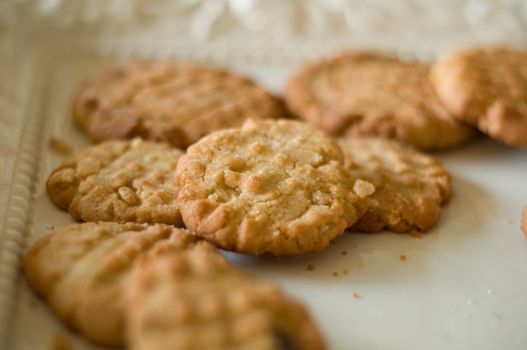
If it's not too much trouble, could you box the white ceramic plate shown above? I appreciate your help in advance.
[2,44,527,350]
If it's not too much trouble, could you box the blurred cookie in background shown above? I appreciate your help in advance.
[23,222,201,346]
[73,61,285,148]
[285,52,476,151]
[431,47,527,149]
[126,237,327,350]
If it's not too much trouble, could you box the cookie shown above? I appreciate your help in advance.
[339,137,451,233]
[126,239,326,350]
[176,119,372,255]
[23,222,200,346]
[522,206,527,237]
[73,61,284,148]
[285,52,476,150]
[47,138,184,225]
[431,47,527,148]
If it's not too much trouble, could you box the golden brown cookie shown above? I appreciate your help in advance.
[285,52,476,150]
[522,206,527,237]
[47,138,184,225]
[23,222,200,346]
[431,47,527,149]
[340,138,451,233]
[126,239,326,350]
[73,61,284,148]
[176,119,372,255]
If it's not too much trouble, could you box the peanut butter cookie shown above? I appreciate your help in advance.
[73,61,284,148]
[340,138,451,233]
[23,222,200,346]
[47,138,184,225]
[176,119,372,255]
[126,238,326,350]
[285,52,475,150]
[431,47,527,149]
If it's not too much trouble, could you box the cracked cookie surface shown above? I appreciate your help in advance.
[47,138,184,225]
[285,52,475,150]
[431,47,527,149]
[126,239,326,350]
[176,119,371,255]
[23,222,200,346]
[340,138,451,233]
[73,61,285,148]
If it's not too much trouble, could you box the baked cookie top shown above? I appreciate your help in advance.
[340,138,451,233]
[47,138,184,225]
[285,52,475,150]
[23,222,200,346]
[431,47,527,148]
[176,119,372,255]
[126,238,326,350]
[73,61,284,148]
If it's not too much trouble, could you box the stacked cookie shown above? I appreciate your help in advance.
[25,223,325,349]
[26,48,527,349]
[29,64,331,349]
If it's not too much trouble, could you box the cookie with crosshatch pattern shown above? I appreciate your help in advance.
[73,61,285,148]
[126,236,326,350]
[47,138,184,225]
[285,52,476,150]
[23,222,201,346]
[431,47,527,149]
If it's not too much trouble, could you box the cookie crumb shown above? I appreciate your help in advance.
[341,250,347,256]
[353,179,375,198]
[49,137,72,156]
[492,312,503,320]
[306,264,316,271]
[342,268,349,275]
[332,272,339,277]
[400,254,407,261]
[352,292,362,299]
[52,332,72,350]
[409,231,423,239]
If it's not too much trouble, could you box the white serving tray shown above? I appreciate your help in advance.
[2,42,527,350]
